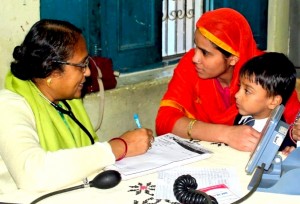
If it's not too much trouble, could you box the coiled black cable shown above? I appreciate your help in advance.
[173,174,218,204]
[173,163,265,204]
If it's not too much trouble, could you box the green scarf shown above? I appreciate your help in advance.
[5,71,98,151]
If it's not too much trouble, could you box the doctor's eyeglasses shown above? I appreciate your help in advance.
[53,56,90,72]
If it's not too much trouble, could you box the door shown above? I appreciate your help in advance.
[41,0,162,73]
[213,0,268,50]
[100,0,162,73]
[40,0,101,55]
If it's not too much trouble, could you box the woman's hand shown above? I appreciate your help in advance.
[109,128,154,160]
[172,118,261,152]
[292,121,300,142]
[281,146,295,156]
[224,125,261,152]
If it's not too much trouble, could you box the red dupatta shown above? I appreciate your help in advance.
[156,8,263,135]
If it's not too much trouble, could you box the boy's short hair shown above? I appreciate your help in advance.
[239,52,296,105]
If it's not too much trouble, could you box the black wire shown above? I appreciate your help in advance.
[173,163,266,204]
[230,163,266,204]
[51,100,95,145]
[30,184,84,204]
[28,101,99,204]
[173,174,218,204]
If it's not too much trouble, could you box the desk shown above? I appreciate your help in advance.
[1,142,300,204]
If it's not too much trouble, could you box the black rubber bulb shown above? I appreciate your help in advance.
[89,170,122,189]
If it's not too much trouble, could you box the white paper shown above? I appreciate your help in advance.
[106,133,212,180]
[155,167,242,204]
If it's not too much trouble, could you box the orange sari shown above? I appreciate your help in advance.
[156,8,300,135]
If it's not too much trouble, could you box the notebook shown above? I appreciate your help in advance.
[105,133,213,180]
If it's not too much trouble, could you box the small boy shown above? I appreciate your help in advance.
[234,52,298,154]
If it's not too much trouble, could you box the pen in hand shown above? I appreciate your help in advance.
[133,113,142,128]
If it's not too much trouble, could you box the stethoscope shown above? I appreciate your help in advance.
[32,80,95,145]
[49,100,95,145]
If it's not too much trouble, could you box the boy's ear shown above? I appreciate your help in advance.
[268,95,282,109]
[229,56,239,66]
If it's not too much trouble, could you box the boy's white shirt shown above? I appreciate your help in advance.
[238,115,268,132]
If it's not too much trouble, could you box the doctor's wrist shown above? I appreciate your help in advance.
[109,137,128,161]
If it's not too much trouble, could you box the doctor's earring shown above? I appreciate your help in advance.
[46,78,52,87]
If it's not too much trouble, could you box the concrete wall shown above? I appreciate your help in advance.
[0,0,39,88]
[267,0,290,54]
[288,0,300,67]
[96,77,171,141]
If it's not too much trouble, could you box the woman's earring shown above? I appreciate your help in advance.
[46,78,52,87]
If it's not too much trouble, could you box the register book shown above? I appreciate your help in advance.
[105,133,213,180]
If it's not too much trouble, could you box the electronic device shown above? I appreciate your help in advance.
[245,104,288,174]
[246,104,300,194]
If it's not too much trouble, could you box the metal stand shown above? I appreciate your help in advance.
[248,147,300,195]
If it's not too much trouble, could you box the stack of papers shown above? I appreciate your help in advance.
[106,133,212,180]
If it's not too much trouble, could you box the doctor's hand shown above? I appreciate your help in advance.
[109,128,154,161]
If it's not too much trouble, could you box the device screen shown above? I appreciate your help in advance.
[245,105,288,174]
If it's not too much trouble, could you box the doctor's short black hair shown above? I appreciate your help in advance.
[11,19,82,80]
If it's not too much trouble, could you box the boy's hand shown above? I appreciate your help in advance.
[281,146,295,156]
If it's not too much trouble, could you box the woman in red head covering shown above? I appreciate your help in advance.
[155,8,300,151]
